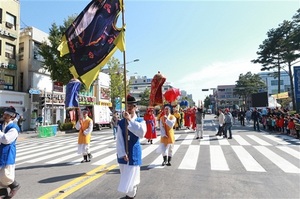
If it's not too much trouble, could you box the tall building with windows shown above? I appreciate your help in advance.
[0,1,29,128]
[129,75,172,102]
[258,71,291,95]
[0,0,20,91]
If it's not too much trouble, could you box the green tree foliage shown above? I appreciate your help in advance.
[107,57,126,109]
[234,72,266,108]
[203,96,211,109]
[39,15,77,85]
[252,9,300,110]
[139,88,150,106]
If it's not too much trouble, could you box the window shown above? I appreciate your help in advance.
[33,42,44,61]
[0,40,2,56]
[5,43,15,59]
[0,9,2,23]
[19,42,24,61]
[6,12,16,30]
[271,80,283,86]
[4,75,14,90]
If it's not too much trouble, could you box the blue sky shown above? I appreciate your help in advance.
[20,0,300,102]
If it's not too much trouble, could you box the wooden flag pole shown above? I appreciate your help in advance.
[121,0,129,156]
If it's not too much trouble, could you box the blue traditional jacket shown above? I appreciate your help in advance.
[0,123,19,166]
[117,117,144,166]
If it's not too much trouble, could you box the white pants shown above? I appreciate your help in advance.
[196,124,203,137]
[118,164,140,197]
[0,165,15,187]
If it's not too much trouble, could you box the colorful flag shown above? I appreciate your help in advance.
[65,78,82,108]
[58,0,125,89]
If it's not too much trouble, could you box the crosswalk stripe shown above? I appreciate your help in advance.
[232,146,265,172]
[210,145,229,171]
[147,145,180,169]
[218,138,230,145]
[199,135,210,145]
[276,146,300,160]
[233,135,251,145]
[16,144,72,162]
[181,134,195,145]
[254,146,300,174]
[178,145,200,170]
[247,135,272,146]
[68,148,116,165]
[263,135,291,145]
[47,145,108,164]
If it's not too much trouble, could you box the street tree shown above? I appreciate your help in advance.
[39,15,77,85]
[107,57,127,110]
[139,88,150,106]
[252,9,300,110]
[203,96,211,109]
[234,72,267,109]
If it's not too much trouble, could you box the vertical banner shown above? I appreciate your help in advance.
[293,66,300,112]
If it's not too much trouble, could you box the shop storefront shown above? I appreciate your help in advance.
[0,90,29,129]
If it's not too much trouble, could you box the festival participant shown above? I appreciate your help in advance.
[191,107,197,131]
[117,95,146,199]
[158,106,176,166]
[75,109,93,163]
[0,106,21,198]
[184,108,191,129]
[144,107,157,144]
[173,109,181,130]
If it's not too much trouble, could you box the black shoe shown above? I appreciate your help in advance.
[228,137,232,139]
[150,140,153,144]
[223,136,227,138]
[200,137,203,139]
[215,133,219,136]
[196,137,199,139]
[125,195,134,199]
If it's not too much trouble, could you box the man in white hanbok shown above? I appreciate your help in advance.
[116,95,146,199]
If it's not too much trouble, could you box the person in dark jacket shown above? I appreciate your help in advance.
[251,108,261,131]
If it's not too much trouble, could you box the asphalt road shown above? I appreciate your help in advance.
[14,114,300,199]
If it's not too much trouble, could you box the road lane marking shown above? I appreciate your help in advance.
[147,145,180,169]
[210,145,229,171]
[181,134,195,145]
[276,146,300,160]
[38,164,117,199]
[247,135,272,146]
[178,145,200,170]
[232,146,265,172]
[233,135,251,145]
[254,146,300,173]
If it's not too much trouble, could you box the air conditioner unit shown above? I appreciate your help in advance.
[5,22,13,29]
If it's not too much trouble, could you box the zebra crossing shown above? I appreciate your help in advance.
[16,132,300,174]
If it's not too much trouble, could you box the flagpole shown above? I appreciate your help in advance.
[121,0,129,155]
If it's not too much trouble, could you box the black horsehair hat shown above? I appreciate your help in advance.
[123,94,137,105]
[4,106,17,117]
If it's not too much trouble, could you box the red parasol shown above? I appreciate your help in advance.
[163,88,181,103]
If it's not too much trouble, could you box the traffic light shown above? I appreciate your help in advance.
[39,97,45,109]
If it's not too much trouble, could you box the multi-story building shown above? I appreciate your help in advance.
[128,75,173,102]
[216,85,243,110]
[19,26,66,128]
[0,0,29,127]
[257,71,291,96]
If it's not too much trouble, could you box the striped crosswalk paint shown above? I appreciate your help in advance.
[247,135,272,146]
[254,146,300,173]
[15,133,300,174]
[232,146,265,172]
[178,145,200,170]
[233,135,251,145]
[210,145,229,171]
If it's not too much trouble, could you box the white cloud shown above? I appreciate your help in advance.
[172,59,262,101]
